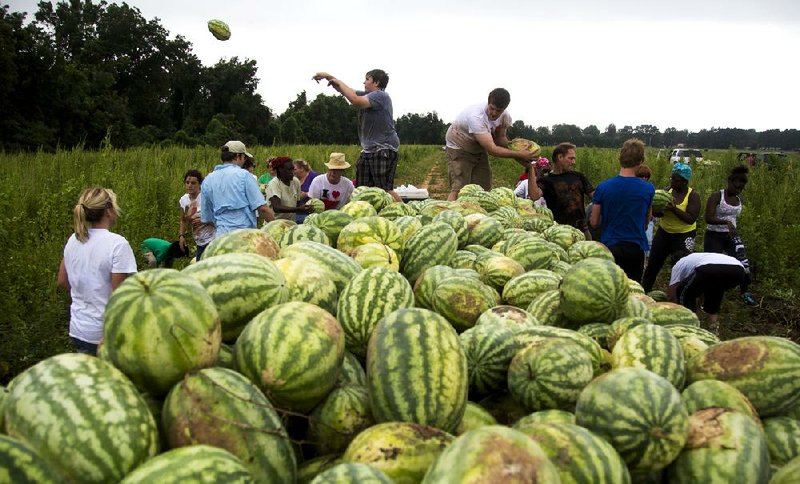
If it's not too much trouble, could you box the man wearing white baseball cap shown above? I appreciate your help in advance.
[200,141,274,243]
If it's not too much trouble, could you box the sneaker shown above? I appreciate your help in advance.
[743,292,757,306]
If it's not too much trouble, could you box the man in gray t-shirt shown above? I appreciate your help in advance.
[313,69,401,202]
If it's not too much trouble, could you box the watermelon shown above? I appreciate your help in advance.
[413,265,456,310]
[297,455,342,484]
[351,186,392,212]
[611,323,687,389]
[418,202,452,224]
[667,408,769,484]
[262,219,296,243]
[490,206,522,229]
[274,257,338,315]
[458,183,484,199]
[455,402,498,435]
[763,416,800,468]
[543,224,585,250]
[772,455,800,484]
[400,221,458,285]
[575,367,689,476]
[464,213,504,248]
[421,426,560,483]
[648,290,668,302]
[526,289,565,327]
[305,210,353,246]
[341,200,378,218]
[308,384,374,455]
[207,19,231,40]
[491,186,520,206]
[508,338,594,412]
[216,342,235,369]
[628,279,646,294]
[102,269,221,395]
[567,240,614,264]
[310,462,392,484]
[280,224,330,247]
[474,305,539,331]
[606,317,650,351]
[514,422,631,484]
[337,266,415,358]
[652,189,671,212]
[460,323,518,395]
[431,276,497,332]
[279,241,362,293]
[504,237,560,271]
[478,255,525,294]
[183,253,288,341]
[338,350,367,386]
[366,308,468,433]
[4,354,158,482]
[620,294,653,319]
[522,215,554,233]
[0,434,60,483]
[343,422,454,483]
[305,197,325,213]
[121,445,253,483]
[514,410,576,429]
[502,269,562,308]
[348,242,399,271]
[163,367,295,482]
[478,392,529,426]
[577,323,611,349]
[379,202,416,220]
[686,336,800,417]
[204,228,279,259]
[560,257,630,325]
[235,302,345,413]
[514,325,609,377]
[433,210,469,248]
[551,260,573,276]
[394,215,423,246]
[337,216,402,255]
[681,380,761,426]
[649,302,700,327]
[663,323,720,347]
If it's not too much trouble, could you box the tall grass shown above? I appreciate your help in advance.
[0,144,797,381]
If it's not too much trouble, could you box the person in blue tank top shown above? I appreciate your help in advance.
[589,138,655,282]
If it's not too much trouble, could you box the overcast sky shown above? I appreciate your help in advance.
[10,0,800,132]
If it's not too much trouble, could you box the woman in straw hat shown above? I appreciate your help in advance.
[57,187,137,355]
[308,153,355,210]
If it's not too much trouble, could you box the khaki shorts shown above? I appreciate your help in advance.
[446,147,491,192]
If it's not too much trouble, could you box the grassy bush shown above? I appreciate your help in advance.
[1,144,797,382]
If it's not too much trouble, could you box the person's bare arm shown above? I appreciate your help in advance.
[590,203,602,229]
[313,72,370,108]
[667,191,702,224]
[111,273,131,291]
[258,203,275,223]
[57,258,70,290]
[493,124,510,148]
[667,282,680,302]
[269,196,312,214]
[527,165,543,200]
[474,132,537,167]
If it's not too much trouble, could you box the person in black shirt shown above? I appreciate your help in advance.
[529,142,594,236]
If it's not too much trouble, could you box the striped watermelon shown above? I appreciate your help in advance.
[348,242,399,271]
[279,241,362,292]
[464,213,504,248]
[490,186,518,206]
[551,260,573,276]
[514,410,576,429]
[102,269,221,395]
[305,197,325,213]
[460,323,518,395]
[515,422,631,484]
[400,221,458,285]
[503,269,562,308]
[418,202,452,224]
[652,189,671,212]
[649,302,700,327]
[279,224,330,247]
[458,183,484,199]
[413,265,456,310]
[394,215,423,245]
[544,224,585,250]
[475,305,539,331]
[274,257,338,314]
[526,289,565,327]
[490,206,523,229]
[235,302,345,413]
[523,215,554,233]
[262,219,296,243]
[305,210,353,246]
[764,417,800,468]
[183,253,288,341]
[628,278,645,294]
[667,408,769,484]
[606,317,650,350]
[546,240,570,264]
[478,255,525,294]
[575,367,689,476]
[514,326,609,377]
[351,186,392,212]
[338,350,367,386]
[772,455,800,484]
[620,294,653,319]
[343,422,454,483]
[163,367,296,482]
[560,257,630,325]
[311,462,392,484]
[217,343,235,369]
[681,380,760,426]
[648,290,668,302]
[308,384,374,455]
[432,276,498,332]
[455,402,498,435]
[686,336,800,417]
[204,228,280,259]
[0,434,60,482]
[379,202,416,220]
[451,249,478,270]
[508,338,594,411]
[504,237,560,271]
[421,426,560,483]
[297,455,342,484]
[611,323,687,389]
[340,200,378,218]
[337,266,415,358]
[121,445,253,483]
[663,323,720,346]
[4,354,158,482]
[567,240,614,264]
[433,210,469,248]
[337,216,403,255]
[577,323,611,350]
[366,308,468,432]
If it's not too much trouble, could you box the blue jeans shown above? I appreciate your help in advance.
[71,337,98,356]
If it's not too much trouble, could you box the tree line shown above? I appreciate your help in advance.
[2,2,798,152]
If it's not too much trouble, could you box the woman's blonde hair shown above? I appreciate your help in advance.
[293,158,311,172]
[73,187,120,242]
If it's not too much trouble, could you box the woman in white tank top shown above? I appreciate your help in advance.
[703,165,754,305]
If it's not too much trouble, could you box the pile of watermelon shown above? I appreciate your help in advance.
[3,184,800,483]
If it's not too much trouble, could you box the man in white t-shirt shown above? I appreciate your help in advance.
[308,153,355,210]
[445,88,539,200]
[668,252,746,328]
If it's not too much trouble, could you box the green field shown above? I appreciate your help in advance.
[0,145,797,382]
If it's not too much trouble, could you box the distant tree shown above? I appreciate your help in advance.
[506,120,537,141]
[396,112,448,144]
[552,124,583,144]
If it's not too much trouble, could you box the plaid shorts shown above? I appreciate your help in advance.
[356,149,398,191]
